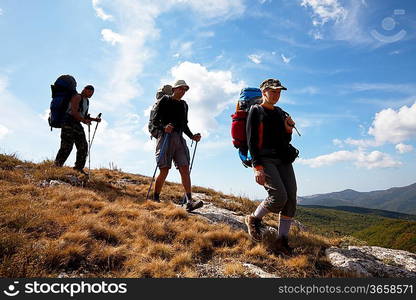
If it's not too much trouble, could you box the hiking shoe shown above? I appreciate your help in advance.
[152,193,161,203]
[73,167,88,176]
[275,236,293,256]
[186,200,203,212]
[245,215,263,243]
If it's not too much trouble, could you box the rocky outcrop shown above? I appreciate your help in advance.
[189,193,294,255]
[242,263,280,278]
[39,175,84,187]
[190,200,247,231]
[326,246,416,278]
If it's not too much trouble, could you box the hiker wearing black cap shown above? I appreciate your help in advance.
[54,85,101,174]
[244,78,298,255]
[151,80,203,212]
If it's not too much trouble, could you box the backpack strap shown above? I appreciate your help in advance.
[256,104,265,150]
[257,104,265,122]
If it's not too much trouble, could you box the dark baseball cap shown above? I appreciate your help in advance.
[260,78,287,91]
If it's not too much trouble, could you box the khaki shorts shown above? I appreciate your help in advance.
[156,132,190,169]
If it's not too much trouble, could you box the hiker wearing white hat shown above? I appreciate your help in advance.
[151,80,203,212]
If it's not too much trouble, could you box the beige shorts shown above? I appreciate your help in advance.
[156,131,190,169]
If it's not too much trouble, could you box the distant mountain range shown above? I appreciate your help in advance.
[298,183,416,215]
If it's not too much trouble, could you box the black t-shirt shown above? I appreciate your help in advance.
[246,104,292,167]
[155,95,193,138]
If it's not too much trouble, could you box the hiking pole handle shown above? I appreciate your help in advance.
[287,123,301,136]
[292,125,301,136]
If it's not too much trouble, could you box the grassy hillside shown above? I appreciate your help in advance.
[296,206,416,253]
[0,153,350,278]
[301,205,416,221]
[354,220,416,253]
[298,184,416,214]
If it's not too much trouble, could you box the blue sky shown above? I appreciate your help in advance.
[0,0,415,200]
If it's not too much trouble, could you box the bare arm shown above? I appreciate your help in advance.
[70,95,90,124]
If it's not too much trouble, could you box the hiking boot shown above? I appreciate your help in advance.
[73,167,88,176]
[186,199,203,212]
[245,215,263,243]
[275,236,293,256]
[152,193,161,203]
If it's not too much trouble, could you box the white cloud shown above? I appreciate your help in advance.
[166,61,244,136]
[368,102,416,145]
[280,53,293,64]
[301,0,347,26]
[198,31,215,38]
[331,0,371,45]
[0,74,57,160]
[248,54,262,64]
[0,8,3,16]
[101,29,125,45]
[343,137,378,148]
[39,109,49,122]
[0,124,9,139]
[172,41,194,58]
[181,0,245,21]
[298,149,401,169]
[333,101,416,151]
[302,0,372,45]
[310,29,324,40]
[349,83,416,94]
[332,138,344,147]
[294,86,319,95]
[92,0,245,108]
[92,0,113,21]
[395,143,413,154]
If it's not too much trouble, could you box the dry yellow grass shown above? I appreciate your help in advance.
[223,262,247,277]
[0,153,343,278]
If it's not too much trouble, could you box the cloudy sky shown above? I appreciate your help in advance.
[1,0,415,199]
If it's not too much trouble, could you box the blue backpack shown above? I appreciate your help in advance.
[48,75,77,130]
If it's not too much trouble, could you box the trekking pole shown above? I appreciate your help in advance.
[146,133,170,201]
[181,137,200,206]
[88,124,91,177]
[189,140,199,174]
[89,113,102,150]
[288,123,301,136]
[87,113,102,179]
[286,113,301,137]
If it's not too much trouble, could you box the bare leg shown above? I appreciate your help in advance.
[178,165,191,194]
[154,167,169,194]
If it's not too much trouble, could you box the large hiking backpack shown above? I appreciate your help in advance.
[48,75,77,129]
[231,87,263,168]
[148,85,173,139]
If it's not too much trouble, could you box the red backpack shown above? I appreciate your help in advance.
[231,88,262,167]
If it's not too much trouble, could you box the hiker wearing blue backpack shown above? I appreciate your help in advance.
[244,78,298,255]
[149,80,203,212]
[54,85,101,174]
